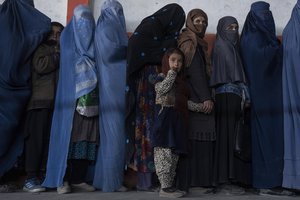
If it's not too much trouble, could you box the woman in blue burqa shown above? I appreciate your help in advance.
[126,3,185,191]
[282,0,300,190]
[240,1,284,193]
[43,5,99,193]
[93,0,128,192]
[0,0,50,177]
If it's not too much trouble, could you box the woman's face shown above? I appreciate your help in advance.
[169,53,183,72]
[224,23,239,44]
[226,23,238,31]
[192,16,207,34]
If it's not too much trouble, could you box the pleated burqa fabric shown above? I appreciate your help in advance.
[43,5,98,187]
[282,0,300,190]
[0,0,50,177]
[93,0,128,192]
[240,1,283,188]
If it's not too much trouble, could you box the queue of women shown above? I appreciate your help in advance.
[1,0,300,198]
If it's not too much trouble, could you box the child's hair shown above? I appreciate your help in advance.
[161,48,185,76]
[51,21,64,30]
[161,48,189,119]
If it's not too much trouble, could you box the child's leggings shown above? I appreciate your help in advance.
[154,147,179,189]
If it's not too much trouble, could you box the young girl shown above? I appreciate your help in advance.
[152,48,203,198]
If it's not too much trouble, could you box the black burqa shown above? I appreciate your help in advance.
[125,3,185,164]
[211,16,251,186]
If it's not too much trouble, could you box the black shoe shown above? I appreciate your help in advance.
[0,184,17,193]
[259,188,295,196]
[137,186,160,192]
[160,188,184,198]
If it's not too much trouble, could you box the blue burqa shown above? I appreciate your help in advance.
[0,0,50,177]
[240,1,283,188]
[282,0,300,189]
[43,5,98,187]
[93,0,127,192]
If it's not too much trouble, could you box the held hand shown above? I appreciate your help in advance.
[202,100,214,114]
[170,66,179,73]
[244,102,251,108]
[54,45,60,54]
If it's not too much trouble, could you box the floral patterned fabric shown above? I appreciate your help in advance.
[68,141,97,161]
[134,65,157,173]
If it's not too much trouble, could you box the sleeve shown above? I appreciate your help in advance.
[155,70,177,97]
[238,82,251,104]
[186,57,212,102]
[178,39,195,67]
[187,100,204,112]
[32,44,60,75]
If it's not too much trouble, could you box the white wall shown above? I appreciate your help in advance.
[0,0,67,26]
[34,0,67,25]
[1,0,296,34]
[92,0,296,35]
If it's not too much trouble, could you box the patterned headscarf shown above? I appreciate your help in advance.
[127,3,185,78]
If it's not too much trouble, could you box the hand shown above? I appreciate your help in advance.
[202,100,214,114]
[244,102,251,108]
[170,67,178,72]
[54,45,60,53]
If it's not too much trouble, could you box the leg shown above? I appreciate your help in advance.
[154,147,179,189]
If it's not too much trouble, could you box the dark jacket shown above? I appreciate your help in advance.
[27,43,60,110]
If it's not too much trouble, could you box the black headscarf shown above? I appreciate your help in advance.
[210,16,247,87]
[127,3,185,78]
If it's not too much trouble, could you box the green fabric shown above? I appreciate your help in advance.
[68,141,98,161]
[76,88,99,117]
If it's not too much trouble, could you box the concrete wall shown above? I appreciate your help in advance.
[92,0,296,35]
[35,0,67,25]
[1,0,297,34]
[0,0,67,26]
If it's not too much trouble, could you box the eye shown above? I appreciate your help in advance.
[226,24,238,31]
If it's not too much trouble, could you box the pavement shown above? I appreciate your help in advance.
[0,187,299,200]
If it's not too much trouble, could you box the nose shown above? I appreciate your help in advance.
[53,33,59,40]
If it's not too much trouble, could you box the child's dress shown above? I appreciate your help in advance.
[152,69,185,189]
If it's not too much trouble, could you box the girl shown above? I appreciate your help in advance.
[152,48,203,198]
